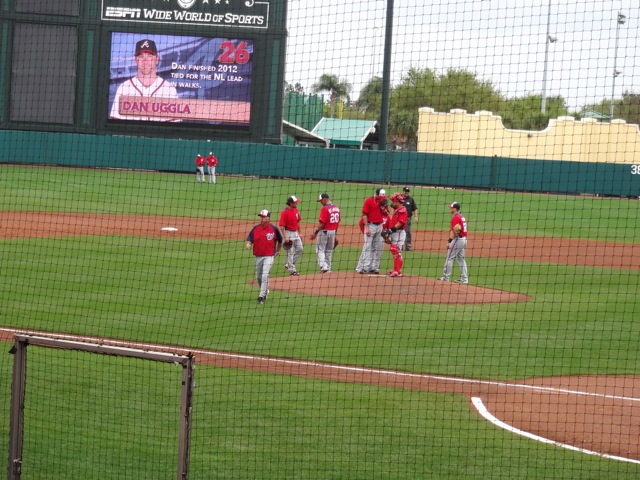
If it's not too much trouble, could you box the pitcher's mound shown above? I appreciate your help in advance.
[267,272,529,304]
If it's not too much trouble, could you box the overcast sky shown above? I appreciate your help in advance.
[285,0,639,112]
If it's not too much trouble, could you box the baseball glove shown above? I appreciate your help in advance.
[452,224,462,237]
[283,240,293,251]
[381,229,392,240]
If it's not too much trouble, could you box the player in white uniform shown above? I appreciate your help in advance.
[109,39,179,122]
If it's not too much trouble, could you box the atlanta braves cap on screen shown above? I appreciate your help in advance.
[287,195,300,204]
[449,202,461,209]
[258,210,270,217]
[317,193,330,201]
[135,39,158,56]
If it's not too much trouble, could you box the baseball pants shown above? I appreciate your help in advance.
[355,223,384,272]
[285,230,303,273]
[255,255,274,298]
[391,230,406,250]
[315,230,336,272]
[404,217,413,251]
[442,237,468,282]
[196,167,205,183]
[208,166,216,183]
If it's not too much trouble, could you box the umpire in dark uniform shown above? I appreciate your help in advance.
[401,187,418,251]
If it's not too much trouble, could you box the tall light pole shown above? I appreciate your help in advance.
[378,0,394,151]
[610,12,626,121]
[541,0,557,114]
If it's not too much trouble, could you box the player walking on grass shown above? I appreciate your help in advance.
[309,193,341,273]
[355,188,386,274]
[279,195,303,276]
[246,210,283,304]
[206,152,218,184]
[439,201,469,284]
[384,192,408,277]
[195,154,205,183]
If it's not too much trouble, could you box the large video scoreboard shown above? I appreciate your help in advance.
[0,0,288,143]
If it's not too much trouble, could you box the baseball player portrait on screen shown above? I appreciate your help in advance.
[108,33,253,125]
[109,39,179,122]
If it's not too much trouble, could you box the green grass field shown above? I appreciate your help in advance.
[1,165,639,478]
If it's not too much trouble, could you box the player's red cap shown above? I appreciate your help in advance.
[258,210,270,217]
[287,196,300,204]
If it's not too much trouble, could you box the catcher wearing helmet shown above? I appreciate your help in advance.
[385,192,408,277]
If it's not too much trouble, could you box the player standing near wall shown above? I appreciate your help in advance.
[355,188,386,274]
[206,152,218,184]
[309,193,341,273]
[246,210,283,304]
[279,195,303,276]
[195,154,205,183]
[438,201,469,284]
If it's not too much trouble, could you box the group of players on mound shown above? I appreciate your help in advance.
[245,188,468,304]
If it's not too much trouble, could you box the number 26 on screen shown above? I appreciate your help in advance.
[219,41,250,64]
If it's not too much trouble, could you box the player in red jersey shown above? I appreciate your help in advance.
[206,152,218,184]
[279,195,303,276]
[386,192,409,277]
[359,198,389,233]
[355,188,386,274]
[439,201,469,284]
[195,154,205,183]
[309,193,341,273]
[246,210,283,304]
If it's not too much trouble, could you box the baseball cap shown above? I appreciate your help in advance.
[258,210,270,217]
[449,202,461,210]
[135,39,158,56]
[287,195,300,204]
[403,187,410,192]
[390,192,403,203]
[376,188,386,197]
[317,193,330,202]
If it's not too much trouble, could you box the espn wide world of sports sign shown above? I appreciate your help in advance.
[102,0,270,29]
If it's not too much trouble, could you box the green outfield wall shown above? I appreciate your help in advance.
[1,130,638,197]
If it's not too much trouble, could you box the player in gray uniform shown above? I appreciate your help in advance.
[355,188,386,274]
[439,201,469,284]
[309,193,341,273]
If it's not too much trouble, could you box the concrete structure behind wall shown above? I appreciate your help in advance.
[417,107,640,164]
